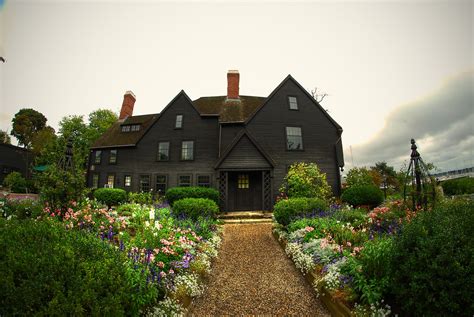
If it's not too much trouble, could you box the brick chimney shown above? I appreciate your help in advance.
[119,90,136,120]
[227,70,240,100]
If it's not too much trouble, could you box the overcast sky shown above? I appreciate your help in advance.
[0,0,472,172]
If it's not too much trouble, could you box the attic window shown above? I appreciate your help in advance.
[121,124,140,132]
[288,96,298,110]
[175,115,183,129]
[121,125,131,132]
[131,124,141,132]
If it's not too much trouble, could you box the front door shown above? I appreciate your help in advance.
[228,171,262,211]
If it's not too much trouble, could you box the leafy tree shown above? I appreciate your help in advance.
[87,109,117,142]
[11,108,47,148]
[31,126,56,155]
[371,161,399,197]
[280,162,332,200]
[0,130,11,144]
[345,167,375,187]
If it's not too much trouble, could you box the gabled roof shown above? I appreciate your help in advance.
[215,129,275,169]
[193,95,266,123]
[91,114,158,149]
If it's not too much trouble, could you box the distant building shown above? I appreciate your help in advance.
[88,71,344,211]
[0,143,31,184]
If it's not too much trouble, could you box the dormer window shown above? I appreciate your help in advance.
[288,96,298,110]
[175,115,183,129]
[121,124,140,132]
[131,124,140,132]
[121,125,131,132]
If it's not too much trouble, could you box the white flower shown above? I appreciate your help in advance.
[149,208,155,220]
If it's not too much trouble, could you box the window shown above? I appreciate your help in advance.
[155,175,167,194]
[157,142,170,161]
[197,175,211,187]
[178,175,192,187]
[238,174,249,189]
[175,115,183,129]
[124,175,132,187]
[286,127,303,150]
[94,151,102,164]
[181,141,194,160]
[109,149,117,164]
[107,174,115,188]
[288,96,298,110]
[92,173,99,189]
[121,125,131,132]
[139,175,150,192]
[131,124,141,132]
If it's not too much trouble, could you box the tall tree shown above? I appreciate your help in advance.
[371,161,398,197]
[87,109,117,142]
[31,126,56,155]
[11,108,47,148]
[0,129,11,144]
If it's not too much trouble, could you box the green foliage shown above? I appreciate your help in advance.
[332,208,368,228]
[3,171,27,193]
[128,191,153,205]
[345,167,375,187]
[11,108,47,147]
[31,126,56,155]
[0,219,154,316]
[342,237,394,305]
[273,197,328,226]
[0,129,11,144]
[175,216,219,240]
[341,185,384,208]
[165,186,219,205]
[441,177,474,196]
[390,199,474,316]
[93,188,127,207]
[172,198,219,220]
[1,199,43,220]
[87,109,118,142]
[280,162,332,199]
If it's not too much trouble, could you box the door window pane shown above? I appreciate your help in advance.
[238,174,249,189]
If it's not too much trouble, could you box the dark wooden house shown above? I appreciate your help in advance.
[0,143,31,185]
[88,71,344,211]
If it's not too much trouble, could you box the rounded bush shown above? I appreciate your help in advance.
[0,219,146,315]
[172,198,219,220]
[165,186,219,206]
[390,199,474,316]
[93,188,127,207]
[273,197,328,226]
[441,177,474,196]
[341,185,384,208]
[2,171,27,193]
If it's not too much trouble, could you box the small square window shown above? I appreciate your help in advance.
[92,173,99,189]
[238,174,249,189]
[181,141,194,160]
[94,151,102,164]
[131,124,141,132]
[157,142,170,161]
[140,175,151,192]
[178,175,192,187]
[121,125,131,132]
[107,174,115,188]
[288,96,298,110]
[124,175,132,187]
[197,175,211,187]
[156,175,167,194]
[175,115,183,129]
[286,127,303,150]
[109,149,117,164]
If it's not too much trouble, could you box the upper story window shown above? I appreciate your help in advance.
[121,125,131,132]
[175,115,183,129]
[157,142,170,161]
[109,149,117,164]
[121,124,140,132]
[131,124,141,132]
[181,141,194,160]
[288,96,298,110]
[94,151,102,164]
[286,127,303,150]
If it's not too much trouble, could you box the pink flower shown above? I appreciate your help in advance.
[159,271,166,278]
[305,226,314,232]
[346,241,352,247]
[157,261,165,268]
[168,269,174,274]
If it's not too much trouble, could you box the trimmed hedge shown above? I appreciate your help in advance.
[93,188,127,207]
[441,177,474,196]
[273,197,328,226]
[165,186,219,205]
[172,198,219,220]
[341,185,384,208]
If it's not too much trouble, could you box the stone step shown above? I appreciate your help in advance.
[222,218,273,224]
[218,211,273,220]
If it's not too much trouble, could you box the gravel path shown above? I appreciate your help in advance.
[189,223,330,316]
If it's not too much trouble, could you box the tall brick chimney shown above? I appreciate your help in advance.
[119,90,136,120]
[227,70,240,100]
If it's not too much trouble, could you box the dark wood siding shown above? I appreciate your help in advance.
[247,78,342,199]
[219,124,244,156]
[219,135,271,169]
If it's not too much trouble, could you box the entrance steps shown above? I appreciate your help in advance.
[218,211,273,224]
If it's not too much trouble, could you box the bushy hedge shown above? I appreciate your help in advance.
[0,219,147,315]
[390,199,474,316]
[172,198,219,220]
[273,197,328,226]
[2,171,27,193]
[441,177,474,196]
[341,185,384,208]
[128,191,153,205]
[93,188,127,207]
[165,186,219,206]
[1,199,43,219]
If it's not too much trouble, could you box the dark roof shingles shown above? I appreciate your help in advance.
[193,95,266,123]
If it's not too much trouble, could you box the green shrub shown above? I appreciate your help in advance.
[0,219,156,315]
[441,177,474,196]
[332,208,368,227]
[390,199,474,316]
[93,188,127,207]
[172,198,219,220]
[165,186,219,205]
[345,167,375,187]
[3,171,27,193]
[2,199,43,219]
[273,197,328,226]
[176,216,219,240]
[341,185,384,208]
[128,191,153,205]
[279,162,332,200]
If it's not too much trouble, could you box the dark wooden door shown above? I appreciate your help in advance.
[228,171,262,211]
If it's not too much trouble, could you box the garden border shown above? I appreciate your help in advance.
[272,229,353,317]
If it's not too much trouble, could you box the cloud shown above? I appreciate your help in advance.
[345,70,474,172]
